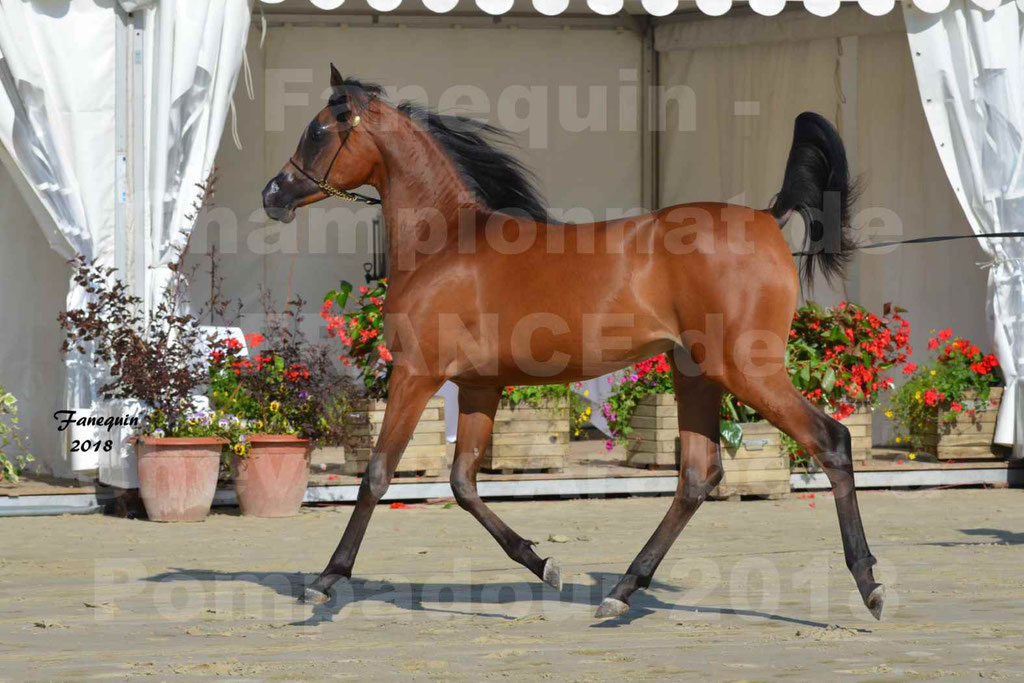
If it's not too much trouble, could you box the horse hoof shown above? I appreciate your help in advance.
[865,584,885,621]
[594,597,630,619]
[300,586,330,605]
[542,558,562,592]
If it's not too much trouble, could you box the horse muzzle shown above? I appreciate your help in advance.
[262,173,297,223]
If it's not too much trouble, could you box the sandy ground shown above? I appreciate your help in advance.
[1,489,1023,681]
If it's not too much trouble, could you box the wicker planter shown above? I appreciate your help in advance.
[135,437,225,522]
[926,388,1003,460]
[484,398,568,472]
[343,397,446,476]
[232,435,311,517]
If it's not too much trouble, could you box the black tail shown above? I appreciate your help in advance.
[771,112,858,288]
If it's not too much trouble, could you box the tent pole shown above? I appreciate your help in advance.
[114,7,128,279]
[839,34,860,305]
[130,11,147,318]
[641,18,659,211]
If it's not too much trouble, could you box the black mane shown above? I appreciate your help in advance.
[332,77,550,222]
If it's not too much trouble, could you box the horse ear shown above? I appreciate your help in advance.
[330,63,344,88]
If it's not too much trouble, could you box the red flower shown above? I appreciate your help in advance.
[378,344,393,362]
[902,362,917,375]
[244,332,264,348]
[928,338,940,350]
[950,402,963,413]
[937,328,952,342]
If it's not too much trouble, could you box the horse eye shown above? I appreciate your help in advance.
[308,123,324,142]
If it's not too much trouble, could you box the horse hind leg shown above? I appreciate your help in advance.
[597,368,723,618]
[724,369,884,619]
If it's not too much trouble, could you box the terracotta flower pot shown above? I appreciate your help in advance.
[136,437,225,522]
[232,435,311,517]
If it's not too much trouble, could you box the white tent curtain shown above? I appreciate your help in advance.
[96,0,252,486]
[905,0,1024,455]
[0,0,117,411]
[0,0,251,480]
[142,0,252,311]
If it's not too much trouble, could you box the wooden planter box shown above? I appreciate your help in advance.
[926,388,1003,460]
[484,398,568,472]
[841,405,872,464]
[624,393,678,468]
[343,397,446,476]
[625,394,789,499]
[712,421,788,500]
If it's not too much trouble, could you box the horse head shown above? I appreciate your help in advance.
[262,65,382,223]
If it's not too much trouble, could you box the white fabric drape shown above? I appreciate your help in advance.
[0,1,117,411]
[142,0,252,311]
[92,0,253,487]
[905,0,1024,454]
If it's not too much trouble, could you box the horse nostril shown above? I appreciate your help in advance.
[262,175,287,208]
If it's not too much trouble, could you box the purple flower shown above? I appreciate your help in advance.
[604,440,614,451]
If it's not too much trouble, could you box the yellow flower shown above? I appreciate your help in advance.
[915,391,922,402]
[269,401,280,413]
[930,370,937,377]
[885,410,893,419]
[233,443,246,455]
[895,436,902,444]
[908,453,916,460]
[583,389,590,397]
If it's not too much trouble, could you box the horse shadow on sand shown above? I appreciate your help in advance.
[143,568,837,630]
[924,527,1024,548]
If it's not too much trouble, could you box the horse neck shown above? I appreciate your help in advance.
[369,105,479,273]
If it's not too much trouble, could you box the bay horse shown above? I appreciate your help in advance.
[262,65,883,620]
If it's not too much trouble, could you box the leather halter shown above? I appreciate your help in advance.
[287,112,381,206]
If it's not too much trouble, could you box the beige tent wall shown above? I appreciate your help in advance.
[657,35,845,303]
[191,22,644,341]
[656,13,988,441]
[0,162,71,476]
[853,30,988,361]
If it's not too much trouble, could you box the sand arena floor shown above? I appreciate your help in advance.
[1,488,1023,680]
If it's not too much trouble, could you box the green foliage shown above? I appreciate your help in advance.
[786,301,910,414]
[322,279,390,397]
[58,256,218,433]
[0,386,33,483]
[501,383,591,437]
[209,296,356,453]
[889,330,1002,451]
[603,301,912,462]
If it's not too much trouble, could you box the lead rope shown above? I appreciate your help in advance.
[792,231,1024,257]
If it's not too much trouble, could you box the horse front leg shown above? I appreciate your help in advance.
[449,385,560,590]
[303,367,442,604]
